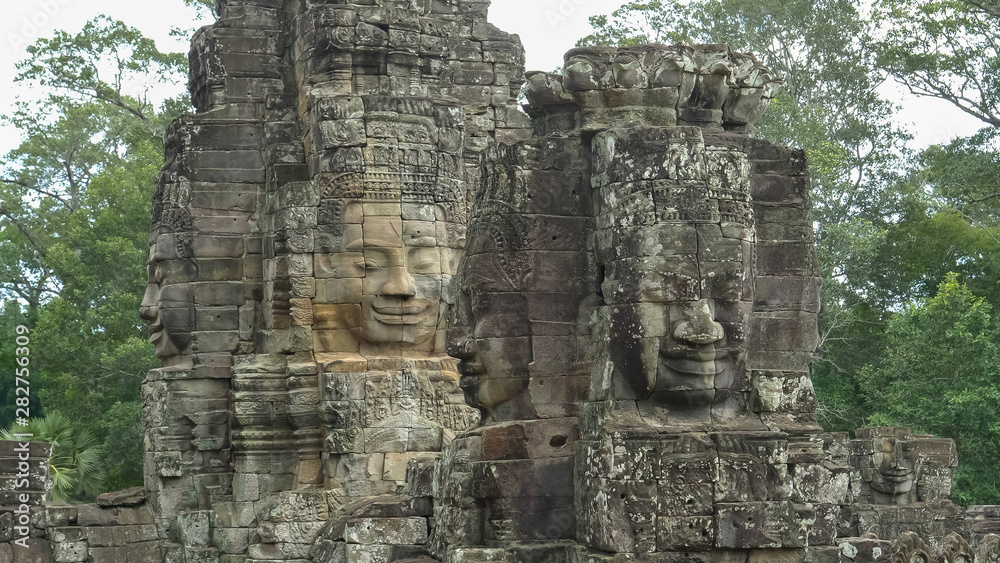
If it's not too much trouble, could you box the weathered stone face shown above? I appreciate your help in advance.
[141,212,198,362]
[445,138,596,424]
[140,261,186,361]
[589,127,756,426]
[449,219,535,422]
[138,0,531,556]
[849,426,959,506]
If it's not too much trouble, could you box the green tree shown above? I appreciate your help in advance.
[0,301,39,427]
[16,16,187,135]
[920,130,1000,224]
[3,412,106,502]
[859,275,1000,504]
[0,14,196,498]
[873,0,1000,128]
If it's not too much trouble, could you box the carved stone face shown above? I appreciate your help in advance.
[314,204,457,355]
[356,216,443,348]
[594,131,756,422]
[649,247,753,412]
[865,436,919,505]
[850,430,927,505]
[140,263,177,360]
[449,254,534,423]
[869,458,916,501]
[139,234,196,361]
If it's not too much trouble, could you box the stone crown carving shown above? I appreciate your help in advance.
[524,43,784,131]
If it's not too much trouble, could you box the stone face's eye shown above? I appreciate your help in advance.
[151,264,166,286]
[413,259,438,273]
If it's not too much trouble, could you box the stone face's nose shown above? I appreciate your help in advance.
[446,328,475,361]
[673,299,725,345]
[382,265,416,297]
[139,284,158,322]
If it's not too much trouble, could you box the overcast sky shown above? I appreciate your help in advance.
[0,0,985,152]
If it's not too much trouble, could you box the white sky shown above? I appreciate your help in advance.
[0,0,986,153]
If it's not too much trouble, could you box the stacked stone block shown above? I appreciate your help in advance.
[143,0,532,561]
[38,488,161,563]
[425,127,596,561]
[517,44,842,561]
[0,441,51,562]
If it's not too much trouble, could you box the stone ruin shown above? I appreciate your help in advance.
[3,1,1000,562]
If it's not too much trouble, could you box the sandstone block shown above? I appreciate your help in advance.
[343,517,428,545]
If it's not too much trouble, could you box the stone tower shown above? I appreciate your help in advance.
[141,0,530,559]
[119,2,986,563]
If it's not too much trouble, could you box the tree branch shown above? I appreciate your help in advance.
[964,193,1000,204]
[0,205,48,258]
[962,0,1000,17]
[0,177,73,209]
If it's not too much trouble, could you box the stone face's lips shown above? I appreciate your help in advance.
[660,351,731,376]
[879,467,913,482]
[373,312,427,325]
[373,304,427,315]
[147,319,164,343]
[457,359,486,378]
[372,301,429,325]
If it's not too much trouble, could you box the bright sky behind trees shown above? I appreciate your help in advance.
[0,0,985,151]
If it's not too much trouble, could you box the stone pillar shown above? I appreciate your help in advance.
[144,0,532,560]
[141,0,292,553]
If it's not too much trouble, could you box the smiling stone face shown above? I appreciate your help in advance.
[313,204,458,356]
[356,216,444,349]
[590,127,756,426]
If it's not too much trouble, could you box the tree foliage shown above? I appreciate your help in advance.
[859,275,1000,504]
[2,412,106,502]
[874,0,1000,127]
[17,16,186,133]
[0,16,193,499]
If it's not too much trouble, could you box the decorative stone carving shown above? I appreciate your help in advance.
[934,532,975,562]
[141,207,197,362]
[429,130,596,559]
[977,533,1000,562]
[92,2,994,563]
[849,427,959,506]
[890,531,933,563]
[845,427,967,544]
